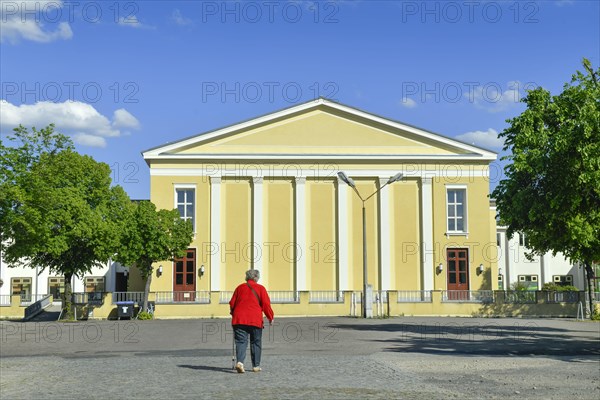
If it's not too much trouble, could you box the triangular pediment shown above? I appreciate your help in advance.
[143,99,496,161]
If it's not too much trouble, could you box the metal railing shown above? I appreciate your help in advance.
[504,291,537,304]
[154,291,211,304]
[112,292,146,304]
[397,290,433,303]
[20,294,50,306]
[0,295,11,306]
[72,292,105,305]
[309,291,344,303]
[373,290,388,304]
[546,291,580,303]
[350,292,362,317]
[269,291,299,303]
[219,291,234,304]
[442,290,494,303]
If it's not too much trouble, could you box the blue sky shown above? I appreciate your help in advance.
[1,0,599,200]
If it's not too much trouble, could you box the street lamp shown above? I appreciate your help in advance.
[338,171,403,318]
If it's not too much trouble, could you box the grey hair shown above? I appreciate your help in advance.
[245,269,260,282]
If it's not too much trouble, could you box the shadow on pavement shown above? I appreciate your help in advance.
[331,322,600,359]
[178,364,235,373]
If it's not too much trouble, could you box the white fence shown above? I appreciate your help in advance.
[442,290,495,303]
[155,291,211,304]
[397,291,433,303]
[309,291,344,303]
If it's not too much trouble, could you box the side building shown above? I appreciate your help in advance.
[496,226,590,291]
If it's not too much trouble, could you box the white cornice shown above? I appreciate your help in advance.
[144,153,496,161]
[150,168,491,178]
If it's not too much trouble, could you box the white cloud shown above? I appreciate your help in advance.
[467,81,524,113]
[0,100,140,148]
[73,133,107,148]
[118,15,154,29]
[0,1,73,44]
[171,9,192,26]
[456,128,504,150]
[112,109,140,129]
[399,97,417,109]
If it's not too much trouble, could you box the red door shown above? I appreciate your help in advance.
[173,249,196,301]
[447,248,469,300]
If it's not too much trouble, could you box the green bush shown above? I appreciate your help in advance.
[541,282,579,292]
[510,282,530,291]
[137,311,153,320]
[590,304,600,321]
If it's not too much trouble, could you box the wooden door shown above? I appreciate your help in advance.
[447,248,469,300]
[173,249,196,301]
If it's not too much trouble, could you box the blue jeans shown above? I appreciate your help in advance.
[233,325,263,367]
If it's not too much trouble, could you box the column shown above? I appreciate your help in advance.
[337,177,350,290]
[295,177,307,291]
[420,177,434,291]
[210,177,222,292]
[379,177,392,291]
[540,253,550,288]
[252,177,265,285]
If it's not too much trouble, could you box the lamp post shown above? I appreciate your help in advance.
[337,171,403,318]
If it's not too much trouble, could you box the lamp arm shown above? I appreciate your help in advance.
[364,181,389,202]
[351,186,366,202]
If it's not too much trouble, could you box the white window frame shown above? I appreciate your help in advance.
[518,232,529,248]
[445,185,468,235]
[174,184,197,234]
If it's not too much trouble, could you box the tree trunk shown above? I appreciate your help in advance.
[584,262,594,320]
[62,272,74,320]
[142,269,152,313]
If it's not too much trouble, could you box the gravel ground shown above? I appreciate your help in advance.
[1,317,599,399]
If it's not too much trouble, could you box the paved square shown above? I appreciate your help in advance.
[1,317,599,399]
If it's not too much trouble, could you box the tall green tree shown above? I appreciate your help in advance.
[492,59,600,315]
[115,201,193,314]
[2,146,131,319]
[0,125,73,252]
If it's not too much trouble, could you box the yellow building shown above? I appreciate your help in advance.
[141,98,498,314]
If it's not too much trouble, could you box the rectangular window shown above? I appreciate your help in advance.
[552,275,573,286]
[175,187,195,231]
[48,277,65,301]
[85,276,105,293]
[517,274,538,290]
[518,233,529,247]
[11,278,32,302]
[496,233,501,247]
[447,188,467,233]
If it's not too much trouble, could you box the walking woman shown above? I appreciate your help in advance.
[229,269,274,373]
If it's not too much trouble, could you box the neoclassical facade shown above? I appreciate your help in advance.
[142,98,498,296]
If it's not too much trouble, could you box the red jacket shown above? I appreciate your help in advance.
[229,280,274,328]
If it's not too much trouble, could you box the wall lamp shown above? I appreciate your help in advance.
[477,264,484,274]
[436,263,444,273]
[157,265,163,277]
[199,265,205,276]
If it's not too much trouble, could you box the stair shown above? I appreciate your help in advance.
[27,305,62,322]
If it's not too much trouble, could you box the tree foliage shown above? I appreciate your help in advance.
[1,126,131,319]
[492,59,599,316]
[0,124,73,250]
[492,59,600,265]
[115,201,193,313]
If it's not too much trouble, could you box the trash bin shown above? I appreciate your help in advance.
[116,301,134,319]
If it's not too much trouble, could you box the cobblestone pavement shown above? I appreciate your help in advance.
[1,317,599,399]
